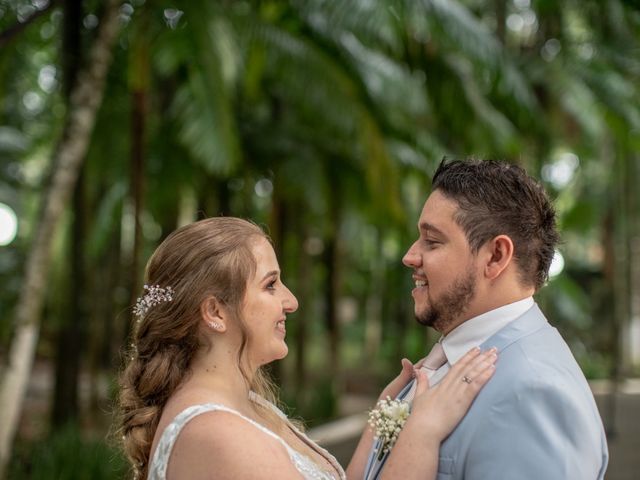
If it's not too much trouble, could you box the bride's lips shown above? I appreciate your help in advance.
[276,318,286,334]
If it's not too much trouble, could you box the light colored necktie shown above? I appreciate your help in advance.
[404,342,447,402]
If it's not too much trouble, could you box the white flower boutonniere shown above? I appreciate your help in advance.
[368,396,410,460]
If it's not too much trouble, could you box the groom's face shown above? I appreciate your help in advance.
[402,190,480,334]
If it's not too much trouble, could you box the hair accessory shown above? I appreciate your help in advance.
[133,284,174,318]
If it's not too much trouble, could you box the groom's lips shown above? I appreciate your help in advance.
[412,275,428,293]
[412,274,428,285]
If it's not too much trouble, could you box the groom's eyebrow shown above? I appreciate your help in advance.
[420,222,446,237]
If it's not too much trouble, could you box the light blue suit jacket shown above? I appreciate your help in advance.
[365,304,608,479]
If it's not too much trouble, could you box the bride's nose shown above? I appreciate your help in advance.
[283,286,298,313]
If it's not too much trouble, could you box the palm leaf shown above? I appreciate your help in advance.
[154,1,242,175]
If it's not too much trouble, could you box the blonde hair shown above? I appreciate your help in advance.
[117,217,286,479]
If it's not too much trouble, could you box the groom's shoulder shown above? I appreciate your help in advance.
[488,328,590,399]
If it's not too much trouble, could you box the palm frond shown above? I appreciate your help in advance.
[419,0,539,113]
[443,53,518,153]
[338,33,432,132]
[292,0,404,54]
[155,2,242,175]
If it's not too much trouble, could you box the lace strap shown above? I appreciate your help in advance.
[148,403,294,480]
[249,392,346,480]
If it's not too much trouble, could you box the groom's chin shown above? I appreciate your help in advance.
[416,309,449,333]
[415,310,436,328]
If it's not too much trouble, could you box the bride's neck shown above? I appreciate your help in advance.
[188,345,256,406]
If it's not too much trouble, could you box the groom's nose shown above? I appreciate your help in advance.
[402,242,421,268]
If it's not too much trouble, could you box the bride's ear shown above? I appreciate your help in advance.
[484,235,514,280]
[201,296,228,332]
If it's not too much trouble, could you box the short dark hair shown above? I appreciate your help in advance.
[432,158,559,290]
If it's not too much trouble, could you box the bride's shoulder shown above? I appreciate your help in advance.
[167,406,302,479]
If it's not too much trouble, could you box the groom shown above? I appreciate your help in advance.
[365,159,608,479]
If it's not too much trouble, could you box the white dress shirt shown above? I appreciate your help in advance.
[429,297,534,385]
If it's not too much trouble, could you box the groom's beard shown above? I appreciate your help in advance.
[416,270,476,333]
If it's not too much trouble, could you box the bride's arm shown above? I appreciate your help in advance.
[379,348,497,480]
[345,359,416,479]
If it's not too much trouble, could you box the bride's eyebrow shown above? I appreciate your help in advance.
[260,270,279,282]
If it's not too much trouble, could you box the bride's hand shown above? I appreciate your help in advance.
[410,347,497,443]
[377,358,417,401]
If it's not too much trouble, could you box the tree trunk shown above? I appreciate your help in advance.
[122,16,150,350]
[494,0,506,45]
[294,221,311,394]
[364,230,383,362]
[122,89,146,347]
[51,167,85,427]
[0,1,121,475]
[51,0,84,429]
[615,147,633,377]
[87,226,122,421]
[628,150,640,368]
[323,209,341,380]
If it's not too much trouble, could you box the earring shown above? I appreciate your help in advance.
[208,321,222,331]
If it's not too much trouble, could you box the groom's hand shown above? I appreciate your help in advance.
[378,358,417,401]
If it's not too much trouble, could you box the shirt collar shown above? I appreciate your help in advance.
[440,297,535,365]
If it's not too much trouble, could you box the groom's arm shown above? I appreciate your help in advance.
[464,379,606,479]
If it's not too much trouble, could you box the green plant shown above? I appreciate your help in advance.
[9,424,127,480]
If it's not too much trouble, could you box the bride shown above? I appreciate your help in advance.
[118,217,496,479]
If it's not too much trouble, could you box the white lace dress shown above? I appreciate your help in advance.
[147,398,346,480]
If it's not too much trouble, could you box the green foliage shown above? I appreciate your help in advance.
[575,350,613,380]
[9,424,127,480]
[283,376,339,428]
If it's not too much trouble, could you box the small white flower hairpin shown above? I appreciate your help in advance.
[368,396,410,460]
[133,284,174,318]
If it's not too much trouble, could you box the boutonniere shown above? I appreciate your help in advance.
[368,396,410,460]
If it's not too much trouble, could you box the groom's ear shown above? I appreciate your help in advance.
[483,235,514,281]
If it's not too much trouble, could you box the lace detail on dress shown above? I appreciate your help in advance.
[147,401,346,480]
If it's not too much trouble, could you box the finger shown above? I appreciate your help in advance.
[400,358,414,377]
[380,358,417,399]
[457,365,496,404]
[437,347,481,388]
[460,351,498,387]
[414,369,430,397]
[439,349,496,391]
[452,347,497,376]
[470,362,496,388]
[450,346,482,372]
[392,358,414,386]
[392,358,413,382]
